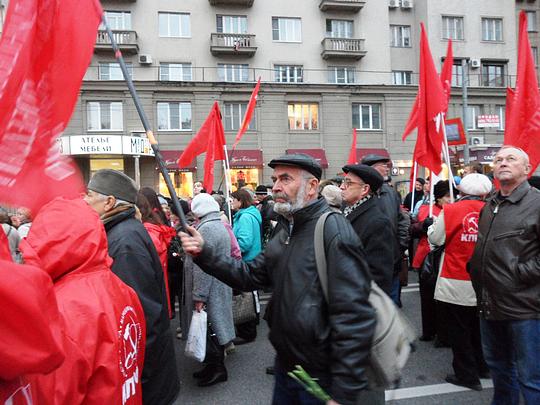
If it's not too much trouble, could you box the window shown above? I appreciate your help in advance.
[390,25,411,47]
[104,11,131,30]
[526,11,537,32]
[392,71,412,85]
[218,64,249,82]
[497,106,505,130]
[533,47,539,66]
[157,102,192,131]
[465,105,481,130]
[352,104,381,130]
[482,18,503,42]
[216,15,248,34]
[482,63,505,87]
[326,19,353,38]
[442,16,464,40]
[223,103,256,131]
[451,63,463,87]
[287,103,319,130]
[98,62,132,80]
[87,102,123,131]
[328,66,355,84]
[159,63,192,81]
[272,17,302,42]
[274,65,303,83]
[158,12,190,37]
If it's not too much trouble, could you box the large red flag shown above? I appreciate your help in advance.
[410,24,447,175]
[347,128,358,164]
[232,77,261,149]
[179,102,226,191]
[402,40,453,141]
[0,0,102,213]
[505,11,540,172]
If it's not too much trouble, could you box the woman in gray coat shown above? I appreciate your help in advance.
[182,193,235,387]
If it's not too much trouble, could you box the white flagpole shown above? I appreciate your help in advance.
[222,145,233,222]
[429,172,435,218]
[410,161,418,212]
[440,115,455,203]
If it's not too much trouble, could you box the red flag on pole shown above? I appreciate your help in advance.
[0,0,103,212]
[409,23,447,175]
[347,128,358,164]
[232,77,261,149]
[504,11,540,172]
[402,39,453,141]
[179,102,226,192]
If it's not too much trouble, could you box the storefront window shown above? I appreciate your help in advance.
[159,171,193,199]
[89,157,124,177]
[229,168,259,191]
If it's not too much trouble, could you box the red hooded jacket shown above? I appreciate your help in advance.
[20,198,146,405]
[0,232,65,405]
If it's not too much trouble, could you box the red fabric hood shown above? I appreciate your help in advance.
[20,198,112,281]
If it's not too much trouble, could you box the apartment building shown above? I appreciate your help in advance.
[43,1,530,195]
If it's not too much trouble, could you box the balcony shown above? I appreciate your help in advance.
[210,33,257,57]
[209,0,254,6]
[94,30,139,55]
[321,38,366,60]
[319,0,366,12]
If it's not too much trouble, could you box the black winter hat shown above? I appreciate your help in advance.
[268,153,322,180]
[416,177,426,186]
[87,169,138,203]
[255,185,268,195]
[433,180,450,201]
[361,154,391,166]
[342,164,384,192]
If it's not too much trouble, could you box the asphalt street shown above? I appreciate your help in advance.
[173,272,496,405]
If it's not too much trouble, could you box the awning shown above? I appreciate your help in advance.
[285,149,328,168]
[160,150,196,172]
[229,149,263,168]
[355,148,390,162]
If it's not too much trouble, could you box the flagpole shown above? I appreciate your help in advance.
[429,172,435,218]
[410,161,418,212]
[222,145,233,222]
[440,115,455,202]
[102,15,188,230]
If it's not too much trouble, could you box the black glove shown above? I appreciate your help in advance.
[422,217,434,233]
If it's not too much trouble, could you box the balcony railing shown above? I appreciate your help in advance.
[95,30,139,55]
[321,38,366,60]
[210,33,257,57]
[319,0,366,12]
[209,0,254,6]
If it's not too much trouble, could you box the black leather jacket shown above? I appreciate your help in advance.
[469,181,540,320]
[195,198,375,405]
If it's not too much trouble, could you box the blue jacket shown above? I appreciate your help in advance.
[233,205,262,262]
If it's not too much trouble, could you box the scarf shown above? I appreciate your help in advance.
[343,194,372,217]
[100,204,134,225]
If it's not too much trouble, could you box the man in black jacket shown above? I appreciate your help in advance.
[255,184,277,247]
[84,169,180,405]
[341,164,395,295]
[469,146,540,405]
[180,154,376,405]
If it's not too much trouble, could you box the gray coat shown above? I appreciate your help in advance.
[182,212,235,345]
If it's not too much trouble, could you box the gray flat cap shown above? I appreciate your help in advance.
[87,169,138,203]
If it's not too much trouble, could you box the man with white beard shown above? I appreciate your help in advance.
[180,153,377,405]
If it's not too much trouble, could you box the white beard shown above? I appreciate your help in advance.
[273,183,307,216]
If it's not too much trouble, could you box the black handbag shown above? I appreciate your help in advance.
[420,245,445,287]
[232,292,257,325]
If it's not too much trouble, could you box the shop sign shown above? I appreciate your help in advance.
[477,115,500,128]
[70,135,122,155]
[122,136,154,156]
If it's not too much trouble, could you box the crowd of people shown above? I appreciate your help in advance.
[2,146,540,405]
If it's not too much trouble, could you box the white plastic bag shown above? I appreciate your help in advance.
[185,310,207,362]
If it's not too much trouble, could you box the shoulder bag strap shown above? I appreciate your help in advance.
[314,211,333,303]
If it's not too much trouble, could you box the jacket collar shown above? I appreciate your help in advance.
[491,180,531,205]
[197,211,222,229]
[345,195,377,222]
[103,206,136,231]
[276,197,329,229]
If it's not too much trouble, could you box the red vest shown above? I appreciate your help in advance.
[412,204,442,268]
[441,199,485,281]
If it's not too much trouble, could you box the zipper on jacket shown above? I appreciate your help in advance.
[479,202,500,317]
[285,221,293,245]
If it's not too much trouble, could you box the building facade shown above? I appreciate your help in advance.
[52,0,537,197]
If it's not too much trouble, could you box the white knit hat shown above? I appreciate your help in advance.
[458,173,493,196]
[321,184,343,208]
[191,193,220,218]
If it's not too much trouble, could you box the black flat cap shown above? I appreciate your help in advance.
[342,164,384,192]
[361,154,391,166]
[88,169,138,203]
[255,185,267,195]
[268,153,322,180]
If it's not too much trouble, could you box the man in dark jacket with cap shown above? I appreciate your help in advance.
[362,154,410,306]
[180,154,377,405]
[341,164,395,295]
[255,184,277,246]
[84,169,180,405]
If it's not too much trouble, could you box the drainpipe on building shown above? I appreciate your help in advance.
[134,155,140,187]
[461,58,470,165]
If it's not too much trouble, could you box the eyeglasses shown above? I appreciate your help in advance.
[341,178,366,188]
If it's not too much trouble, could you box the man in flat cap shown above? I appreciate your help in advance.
[180,153,377,405]
[84,169,180,405]
[362,154,410,307]
[341,164,395,295]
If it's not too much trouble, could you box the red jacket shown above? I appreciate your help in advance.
[20,198,146,405]
[143,222,176,318]
[0,232,65,404]
[412,204,442,268]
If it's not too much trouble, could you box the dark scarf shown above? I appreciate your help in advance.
[344,194,372,217]
[100,204,135,226]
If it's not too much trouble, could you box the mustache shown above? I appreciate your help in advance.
[272,192,290,202]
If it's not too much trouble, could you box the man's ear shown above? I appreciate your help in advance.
[103,196,117,212]
[308,178,319,197]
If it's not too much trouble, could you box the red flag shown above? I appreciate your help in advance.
[0,0,102,212]
[505,87,515,131]
[232,77,261,149]
[179,102,226,191]
[347,128,358,164]
[410,23,447,175]
[505,11,540,172]
[402,39,453,141]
